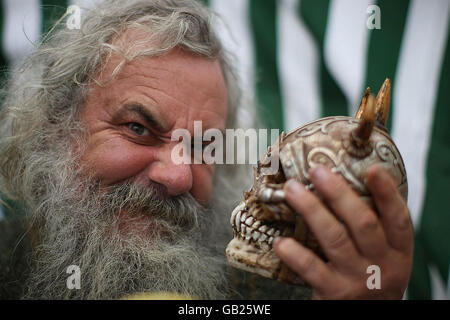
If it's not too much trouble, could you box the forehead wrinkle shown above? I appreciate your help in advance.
[103,49,226,103]
[95,48,228,134]
[138,84,226,135]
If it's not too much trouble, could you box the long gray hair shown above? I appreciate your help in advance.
[0,0,251,213]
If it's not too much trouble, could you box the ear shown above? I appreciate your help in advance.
[374,78,391,126]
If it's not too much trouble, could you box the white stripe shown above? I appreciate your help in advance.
[69,0,105,21]
[391,0,450,228]
[2,0,41,70]
[210,0,255,128]
[278,0,321,132]
[324,0,373,116]
[429,263,449,300]
[69,0,104,10]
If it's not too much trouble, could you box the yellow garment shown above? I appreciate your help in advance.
[121,292,194,300]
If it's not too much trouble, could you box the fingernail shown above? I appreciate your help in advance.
[285,179,305,195]
[310,165,329,182]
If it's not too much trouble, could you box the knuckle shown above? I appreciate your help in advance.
[358,213,379,233]
[297,251,316,274]
[327,225,349,251]
[396,213,413,233]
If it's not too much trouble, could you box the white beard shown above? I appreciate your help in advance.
[22,168,230,299]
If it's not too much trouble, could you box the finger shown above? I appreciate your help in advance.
[273,237,338,293]
[284,179,364,273]
[309,165,388,259]
[366,164,414,253]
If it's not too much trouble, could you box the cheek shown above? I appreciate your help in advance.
[81,135,216,205]
[190,164,215,206]
[81,140,156,185]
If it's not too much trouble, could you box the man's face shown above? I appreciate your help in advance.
[80,40,228,207]
[23,29,232,300]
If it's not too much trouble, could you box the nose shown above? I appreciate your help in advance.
[147,144,193,197]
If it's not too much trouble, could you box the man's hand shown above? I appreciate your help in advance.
[273,164,414,299]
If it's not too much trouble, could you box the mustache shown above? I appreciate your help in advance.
[98,180,209,230]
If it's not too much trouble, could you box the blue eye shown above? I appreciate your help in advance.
[129,123,148,136]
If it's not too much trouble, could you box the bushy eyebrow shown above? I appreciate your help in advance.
[117,103,168,133]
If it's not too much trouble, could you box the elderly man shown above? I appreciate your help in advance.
[0,0,412,300]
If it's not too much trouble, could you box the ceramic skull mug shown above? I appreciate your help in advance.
[226,79,408,286]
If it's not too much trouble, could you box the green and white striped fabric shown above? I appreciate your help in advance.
[209,0,450,300]
[0,0,448,300]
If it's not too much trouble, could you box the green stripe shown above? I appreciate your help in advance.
[409,232,432,299]
[299,0,348,117]
[198,0,210,7]
[250,0,284,130]
[364,0,410,131]
[411,29,450,299]
[41,0,69,35]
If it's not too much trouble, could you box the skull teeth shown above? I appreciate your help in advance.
[258,225,268,233]
[234,220,282,249]
[231,204,282,248]
[252,220,261,229]
[235,211,242,232]
[245,216,254,226]
[230,202,245,225]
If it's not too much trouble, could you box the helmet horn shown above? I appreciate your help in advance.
[356,87,371,119]
[375,78,391,127]
[353,93,376,147]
